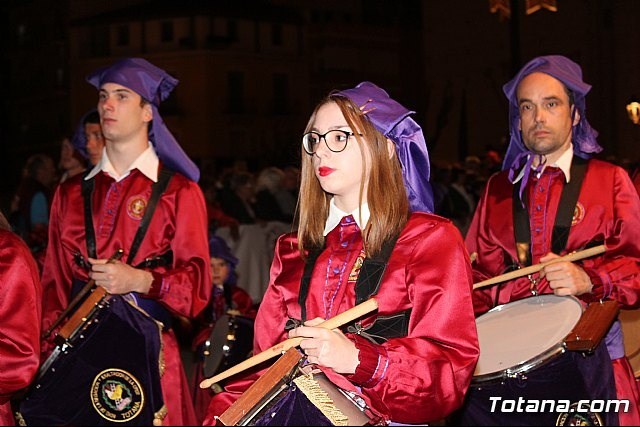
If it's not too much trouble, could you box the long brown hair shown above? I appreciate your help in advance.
[297,94,409,258]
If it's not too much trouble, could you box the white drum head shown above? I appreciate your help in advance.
[473,294,583,382]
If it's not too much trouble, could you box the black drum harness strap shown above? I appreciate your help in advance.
[511,156,588,297]
[77,167,175,329]
[290,232,410,345]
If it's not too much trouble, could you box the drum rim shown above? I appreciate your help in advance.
[471,346,566,385]
[472,294,583,384]
[203,314,233,379]
[481,293,580,315]
[203,313,255,379]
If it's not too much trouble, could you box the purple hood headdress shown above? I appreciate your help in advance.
[337,82,434,213]
[86,58,200,182]
[502,55,602,199]
[70,108,98,159]
[209,235,238,284]
[209,235,238,268]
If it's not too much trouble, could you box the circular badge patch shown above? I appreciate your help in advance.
[571,202,585,226]
[556,401,603,426]
[91,368,145,422]
[127,196,147,221]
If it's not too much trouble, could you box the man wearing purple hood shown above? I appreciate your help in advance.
[203,82,479,425]
[40,58,211,425]
[461,55,640,425]
[71,108,105,167]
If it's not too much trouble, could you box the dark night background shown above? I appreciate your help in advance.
[2,0,640,213]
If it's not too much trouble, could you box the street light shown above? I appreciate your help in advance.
[626,99,640,125]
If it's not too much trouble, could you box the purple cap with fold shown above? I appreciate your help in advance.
[337,82,434,213]
[86,57,200,182]
[502,55,602,199]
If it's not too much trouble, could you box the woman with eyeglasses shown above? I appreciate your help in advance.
[203,82,479,425]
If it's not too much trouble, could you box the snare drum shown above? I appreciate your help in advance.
[218,348,382,426]
[472,294,583,384]
[16,295,165,425]
[203,314,254,379]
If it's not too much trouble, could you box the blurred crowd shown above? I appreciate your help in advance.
[4,126,640,425]
[7,135,640,280]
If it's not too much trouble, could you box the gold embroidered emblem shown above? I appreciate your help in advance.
[91,368,145,422]
[127,196,147,221]
[348,249,366,283]
[571,202,585,226]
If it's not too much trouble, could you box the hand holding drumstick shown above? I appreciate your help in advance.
[200,298,378,389]
[473,245,606,291]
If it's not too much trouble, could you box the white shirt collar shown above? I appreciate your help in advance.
[551,144,573,182]
[513,144,573,183]
[323,198,370,236]
[85,142,159,183]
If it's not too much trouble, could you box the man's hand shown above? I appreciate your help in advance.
[539,252,593,296]
[88,257,154,294]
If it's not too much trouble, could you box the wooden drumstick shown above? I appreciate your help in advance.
[200,297,379,389]
[472,244,606,290]
[43,248,124,339]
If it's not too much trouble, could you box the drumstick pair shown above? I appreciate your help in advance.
[200,298,378,389]
[201,245,606,388]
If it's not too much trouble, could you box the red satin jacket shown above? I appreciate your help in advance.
[467,159,640,312]
[0,229,41,425]
[205,212,479,424]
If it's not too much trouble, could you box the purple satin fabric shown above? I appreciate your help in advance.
[388,117,434,213]
[86,57,200,182]
[507,151,546,204]
[337,82,434,213]
[605,320,625,360]
[250,387,334,426]
[501,55,602,194]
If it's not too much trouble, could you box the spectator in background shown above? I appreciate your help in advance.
[254,166,293,223]
[190,235,256,424]
[199,174,240,240]
[278,165,300,221]
[218,171,257,224]
[58,136,87,183]
[9,153,58,269]
[439,163,476,235]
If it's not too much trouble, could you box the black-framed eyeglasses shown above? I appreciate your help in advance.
[301,130,357,155]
